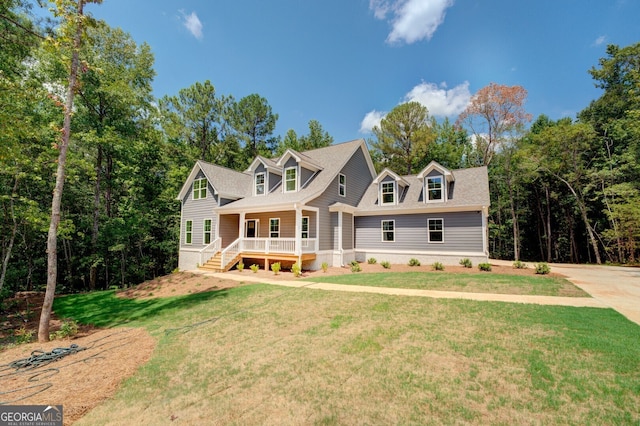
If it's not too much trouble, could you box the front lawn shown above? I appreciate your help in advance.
[304,271,589,297]
[53,284,638,425]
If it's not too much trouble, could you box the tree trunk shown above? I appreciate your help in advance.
[0,179,19,294]
[90,145,102,290]
[38,0,85,343]
[545,186,552,262]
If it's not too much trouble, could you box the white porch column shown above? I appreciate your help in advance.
[337,210,343,266]
[294,204,302,258]
[214,212,220,241]
[239,211,245,250]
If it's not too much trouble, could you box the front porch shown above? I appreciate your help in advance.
[199,237,318,272]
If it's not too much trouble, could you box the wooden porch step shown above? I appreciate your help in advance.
[199,252,241,273]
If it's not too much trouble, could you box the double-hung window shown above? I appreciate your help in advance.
[301,216,309,247]
[381,182,395,205]
[255,172,266,196]
[185,220,193,245]
[382,220,395,242]
[428,218,444,243]
[338,174,346,197]
[427,176,443,201]
[285,167,297,192]
[269,218,280,238]
[192,178,207,200]
[203,219,212,244]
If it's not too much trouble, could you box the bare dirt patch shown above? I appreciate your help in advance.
[0,327,154,425]
[116,271,247,299]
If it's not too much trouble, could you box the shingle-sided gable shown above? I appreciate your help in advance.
[176,160,252,202]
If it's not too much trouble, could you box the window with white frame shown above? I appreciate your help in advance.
[192,178,207,200]
[269,218,280,238]
[284,167,297,192]
[338,173,346,197]
[381,182,395,205]
[382,220,395,242]
[185,220,193,244]
[428,218,444,243]
[203,219,212,244]
[427,176,443,201]
[255,172,265,195]
[301,216,309,247]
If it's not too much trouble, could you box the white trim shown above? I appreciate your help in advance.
[185,220,193,245]
[380,181,396,205]
[203,218,213,245]
[372,167,410,187]
[301,215,309,240]
[254,171,266,196]
[427,218,444,243]
[338,173,346,197]
[284,166,297,192]
[417,160,454,182]
[425,175,445,203]
[355,205,485,216]
[381,219,395,242]
[269,217,280,238]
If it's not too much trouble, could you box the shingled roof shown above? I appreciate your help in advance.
[176,161,252,201]
[356,166,490,214]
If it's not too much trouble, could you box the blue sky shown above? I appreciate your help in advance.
[81,0,640,143]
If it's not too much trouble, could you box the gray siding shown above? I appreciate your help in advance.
[309,146,373,250]
[268,172,281,192]
[301,167,315,187]
[181,171,217,247]
[354,211,483,252]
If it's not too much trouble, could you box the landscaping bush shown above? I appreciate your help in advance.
[459,258,473,268]
[321,262,329,272]
[478,262,492,272]
[250,264,259,273]
[236,262,244,272]
[52,318,79,340]
[367,257,377,264]
[271,262,281,275]
[432,262,444,271]
[513,260,527,269]
[535,262,551,275]
[380,261,391,269]
[350,262,362,273]
[292,262,302,277]
[408,258,421,266]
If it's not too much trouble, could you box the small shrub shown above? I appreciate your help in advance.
[292,262,302,277]
[380,261,391,269]
[250,264,259,273]
[321,262,329,273]
[350,262,362,273]
[459,258,473,268]
[236,262,244,272]
[478,262,492,272]
[52,319,79,340]
[432,261,444,271]
[271,262,281,275]
[535,262,551,275]
[513,260,527,269]
[408,258,421,267]
[367,257,377,264]
[14,326,34,344]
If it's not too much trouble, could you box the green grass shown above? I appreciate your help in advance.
[53,286,639,425]
[304,271,589,296]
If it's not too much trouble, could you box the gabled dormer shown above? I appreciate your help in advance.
[276,149,323,193]
[246,156,282,196]
[372,168,410,206]
[417,161,454,203]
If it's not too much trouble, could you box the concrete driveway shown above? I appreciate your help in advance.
[547,263,640,326]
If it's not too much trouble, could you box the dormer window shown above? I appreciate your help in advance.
[427,176,443,201]
[285,167,297,192]
[192,178,207,200]
[381,182,395,205]
[255,172,265,196]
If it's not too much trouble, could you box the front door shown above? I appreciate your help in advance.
[245,219,258,238]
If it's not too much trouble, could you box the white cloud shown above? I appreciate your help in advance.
[180,10,203,40]
[404,81,471,117]
[359,80,470,134]
[370,0,454,44]
[359,110,387,133]
[593,35,606,47]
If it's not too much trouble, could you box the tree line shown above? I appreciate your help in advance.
[1,1,638,307]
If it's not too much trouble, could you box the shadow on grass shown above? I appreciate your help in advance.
[53,289,230,328]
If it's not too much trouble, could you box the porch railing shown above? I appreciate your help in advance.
[199,237,221,266]
[240,238,318,255]
[220,238,241,269]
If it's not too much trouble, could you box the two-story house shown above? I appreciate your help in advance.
[176,139,490,272]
